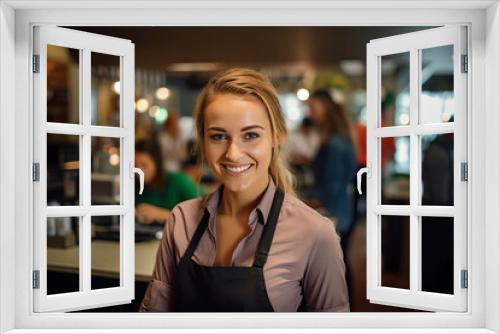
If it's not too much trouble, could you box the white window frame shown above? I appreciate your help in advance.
[0,1,498,333]
[366,26,468,312]
[32,26,136,312]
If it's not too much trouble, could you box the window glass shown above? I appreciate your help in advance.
[381,215,410,290]
[420,45,454,124]
[91,215,121,290]
[421,134,454,206]
[47,134,80,206]
[47,44,80,124]
[91,137,121,205]
[421,216,454,294]
[91,52,121,127]
[381,136,410,205]
[47,217,80,295]
[380,52,410,127]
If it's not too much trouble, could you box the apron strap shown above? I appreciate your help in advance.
[253,188,285,269]
[180,209,210,264]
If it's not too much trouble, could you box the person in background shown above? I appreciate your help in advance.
[181,139,209,194]
[139,68,349,312]
[307,90,357,241]
[306,89,357,301]
[283,117,321,165]
[283,117,321,190]
[135,140,200,224]
[158,110,188,172]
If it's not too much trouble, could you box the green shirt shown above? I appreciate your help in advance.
[135,171,201,210]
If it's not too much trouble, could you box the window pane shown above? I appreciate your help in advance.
[91,52,121,127]
[91,216,121,290]
[421,216,454,294]
[420,45,454,124]
[47,216,80,295]
[91,137,121,205]
[47,134,80,206]
[421,134,454,206]
[380,52,410,127]
[381,215,410,289]
[47,44,80,124]
[381,136,410,205]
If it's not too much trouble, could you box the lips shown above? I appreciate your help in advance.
[221,163,252,174]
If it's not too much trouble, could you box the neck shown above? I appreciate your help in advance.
[220,178,269,219]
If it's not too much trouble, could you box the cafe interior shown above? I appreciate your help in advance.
[45,26,454,312]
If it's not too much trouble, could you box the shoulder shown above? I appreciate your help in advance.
[279,193,339,238]
[165,170,189,182]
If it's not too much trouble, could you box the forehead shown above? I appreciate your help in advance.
[204,94,270,129]
[135,151,153,160]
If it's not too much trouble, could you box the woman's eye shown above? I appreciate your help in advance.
[209,133,226,141]
[244,132,260,140]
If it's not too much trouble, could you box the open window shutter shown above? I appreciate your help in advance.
[365,26,467,312]
[33,26,135,312]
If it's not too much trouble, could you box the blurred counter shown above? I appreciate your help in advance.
[47,239,160,282]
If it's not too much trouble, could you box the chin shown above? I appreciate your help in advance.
[220,178,254,193]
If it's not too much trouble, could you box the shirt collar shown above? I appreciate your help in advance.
[204,177,277,229]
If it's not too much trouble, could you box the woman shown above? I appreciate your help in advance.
[158,110,188,172]
[139,68,349,312]
[135,140,200,224]
[307,90,357,242]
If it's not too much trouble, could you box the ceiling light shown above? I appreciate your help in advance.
[112,81,120,95]
[154,107,169,124]
[136,98,149,113]
[155,87,170,100]
[149,105,160,117]
[296,88,310,101]
[340,60,365,76]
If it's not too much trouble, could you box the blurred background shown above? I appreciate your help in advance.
[45,26,456,312]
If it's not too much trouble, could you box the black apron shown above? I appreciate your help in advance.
[173,188,306,312]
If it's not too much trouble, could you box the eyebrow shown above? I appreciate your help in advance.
[207,125,265,132]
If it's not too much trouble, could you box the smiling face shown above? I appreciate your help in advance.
[307,97,327,125]
[203,93,274,195]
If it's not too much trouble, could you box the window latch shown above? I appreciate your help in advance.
[130,162,144,195]
[356,163,371,195]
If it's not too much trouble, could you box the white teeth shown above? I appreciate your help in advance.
[224,164,251,173]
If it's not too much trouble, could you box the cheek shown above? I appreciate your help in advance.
[204,141,224,169]
[143,166,155,183]
[249,141,273,167]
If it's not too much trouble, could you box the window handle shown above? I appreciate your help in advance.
[357,163,371,195]
[130,162,144,195]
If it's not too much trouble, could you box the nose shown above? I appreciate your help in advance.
[225,139,244,161]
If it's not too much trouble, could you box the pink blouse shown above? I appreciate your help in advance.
[139,180,350,312]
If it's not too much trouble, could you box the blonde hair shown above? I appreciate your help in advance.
[193,68,295,194]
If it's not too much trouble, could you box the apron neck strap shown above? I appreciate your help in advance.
[253,188,285,269]
[181,209,210,263]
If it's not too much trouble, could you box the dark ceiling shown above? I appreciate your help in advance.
[73,26,431,72]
